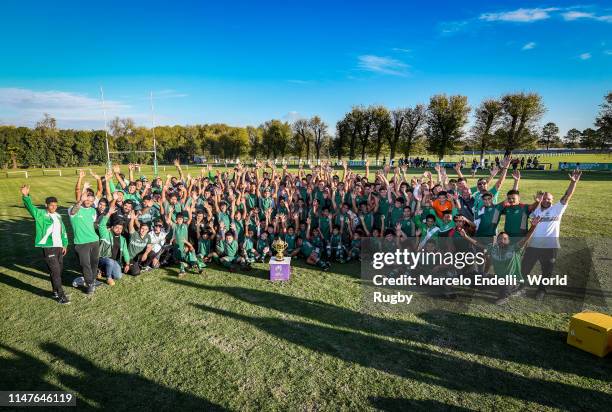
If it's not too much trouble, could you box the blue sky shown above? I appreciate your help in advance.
[0,0,610,135]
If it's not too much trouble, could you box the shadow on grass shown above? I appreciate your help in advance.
[369,397,473,411]
[166,280,612,410]
[0,343,226,411]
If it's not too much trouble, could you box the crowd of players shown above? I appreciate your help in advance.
[21,158,581,304]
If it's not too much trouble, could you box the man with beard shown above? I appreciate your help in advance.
[522,169,582,300]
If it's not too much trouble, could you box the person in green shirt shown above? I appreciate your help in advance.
[318,208,332,241]
[69,181,100,295]
[97,203,130,286]
[327,226,345,263]
[499,190,534,238]
[126,213,150,275]
[297,219,330,270]
[166,208,202,276]
[215,230,247,271]
[21,185,70,304]
[474,192,503,239]
[458,217,541,305]
[241,228,259,264]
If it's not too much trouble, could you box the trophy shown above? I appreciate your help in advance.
[271,238,288,261]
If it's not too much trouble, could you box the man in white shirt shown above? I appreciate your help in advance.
[139,221,169,270]
[521,169,582,300]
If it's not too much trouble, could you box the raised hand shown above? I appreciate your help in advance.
[569,169,582,182]
[20,184,30,196]
[531,216,542,226]
[112,165,121,174]
[533,191,544,203]
[89,169,99,179]
[512,170,521,180]
[79,169,86,178]
[500,157,511,169]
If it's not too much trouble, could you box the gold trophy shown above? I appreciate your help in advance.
[271,238,288,261]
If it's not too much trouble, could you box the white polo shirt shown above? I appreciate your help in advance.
[529,201,567,249]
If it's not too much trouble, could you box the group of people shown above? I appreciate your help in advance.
[22,157,581,305]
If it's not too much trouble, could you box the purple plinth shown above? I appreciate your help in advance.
[269,257,291,281]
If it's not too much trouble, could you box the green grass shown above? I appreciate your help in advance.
[1,169,611,411]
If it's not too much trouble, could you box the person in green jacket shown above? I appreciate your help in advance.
[21,185,70,304]
[69,181,100,295]
[97,202,130,286]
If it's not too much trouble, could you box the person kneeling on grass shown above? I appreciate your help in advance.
[139,219,170,270]
[458,216,541,305]
[98,202,130,286]
[126,212,150,275]
[214,228,248,272]
[166,207,204,276]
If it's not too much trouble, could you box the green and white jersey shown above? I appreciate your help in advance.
[475,204,503,237]
[219,239,238,258]
[69,206,99,245]
[489,242,524,280]
[22,195,68,248]
[318,216,332,239]
[128,231,149,259]
[217,211,231,230]
[172,223,190,247]
[471,186,498,213]
[502,204,530,237]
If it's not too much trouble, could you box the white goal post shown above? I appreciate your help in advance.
[6,171,28,178]
[43,169,62,176]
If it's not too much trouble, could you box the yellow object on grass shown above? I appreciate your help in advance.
[567,312,612,357]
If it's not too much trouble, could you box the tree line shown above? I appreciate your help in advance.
[1,92,609,168]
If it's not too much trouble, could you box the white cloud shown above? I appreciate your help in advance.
[357,55,409,76]
[562,11,595,21]
[579,52,592,60]
[0,87,132,127]
[605,50,612,55]
[522,42,537,50]
[562,10,612,23]
[392,47,412,53]
[282,111,302,122]
[480,7,558,23]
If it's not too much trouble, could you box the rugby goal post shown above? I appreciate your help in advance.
[6,170,28,178]
[43,169,62,176]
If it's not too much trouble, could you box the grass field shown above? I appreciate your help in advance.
[1,168,611,411]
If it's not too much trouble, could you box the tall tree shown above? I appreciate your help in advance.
[539,122,560,150]
[293,119,312,160]
[333,119,349,160]
[309,116,328,161]
[497,92,545,153]
[400,105,426,159]
[261,120,291,158]
[357,107,373,160]
[370,106,392,161]
[425,94,470,160]
[563,128,581,149]
[469,99,502,161]
[594,91,612,150]
[581,128,607,151]
[246,126,262,159]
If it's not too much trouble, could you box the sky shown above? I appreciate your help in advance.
[0,0,611,135]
